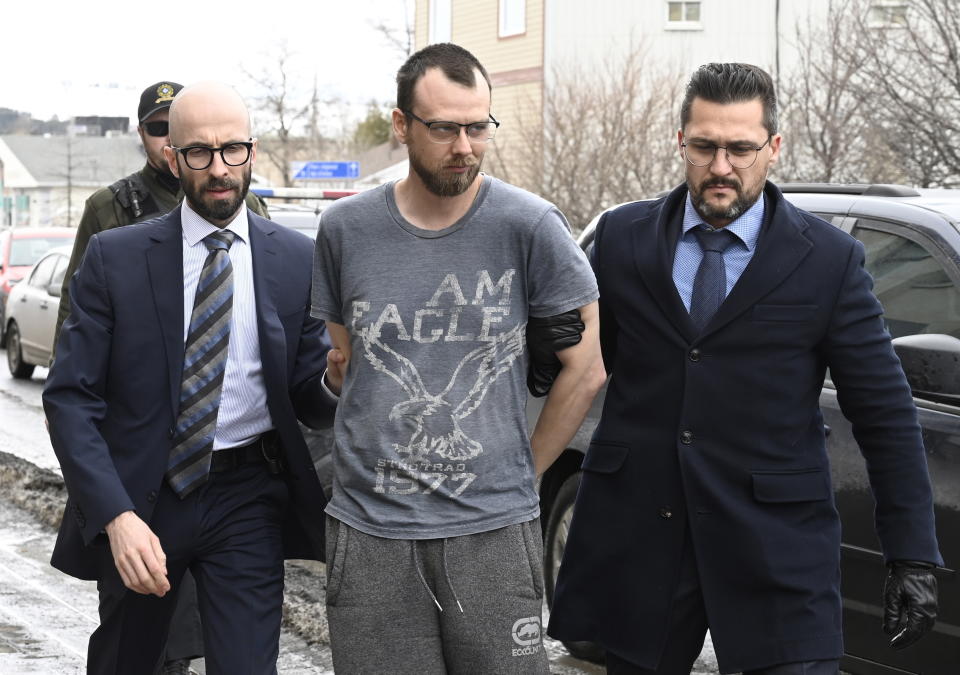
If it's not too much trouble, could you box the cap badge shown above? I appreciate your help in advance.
[155,83,176,103]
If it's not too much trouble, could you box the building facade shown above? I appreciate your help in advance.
[412,0,877,192]
[0,135,144,229]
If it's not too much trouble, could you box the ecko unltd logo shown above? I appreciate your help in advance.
[511,616,542,656]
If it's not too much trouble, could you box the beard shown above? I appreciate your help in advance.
[409,144,482,197]
[688,175,763,223]
[181,164,251,223]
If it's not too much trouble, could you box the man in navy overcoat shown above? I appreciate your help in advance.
[43,82,336,674]
[548,63,941,675]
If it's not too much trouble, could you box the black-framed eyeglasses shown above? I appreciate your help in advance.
[681,137,772,169]
[170,140,254,170]
[403,110,500,144]
[142,121,169,138]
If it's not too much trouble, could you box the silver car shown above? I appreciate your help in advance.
[5,245,72,379]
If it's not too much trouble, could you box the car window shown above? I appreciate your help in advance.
[852,224,960,339]
[812,213,843,227]
[27,255,59,289]
[10,237,72,267]
[50,255,68,289]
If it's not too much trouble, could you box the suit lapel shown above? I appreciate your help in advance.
[631,185,698,344]
[145,208,185,415]
[248,211,286,398]
[701,184,813,338]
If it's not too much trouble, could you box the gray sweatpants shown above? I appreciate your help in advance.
[325,516,550,675]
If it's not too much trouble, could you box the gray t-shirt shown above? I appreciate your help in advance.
[311,176,598,539]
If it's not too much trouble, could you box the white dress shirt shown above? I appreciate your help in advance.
[180,200,274,449]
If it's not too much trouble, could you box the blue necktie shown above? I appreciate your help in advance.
[166,229,236,498]
[689,227,737,332]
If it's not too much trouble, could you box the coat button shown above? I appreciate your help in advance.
[147,490,158,503]
[168,427,175,439]
[689,348,701,362]
[659,508,673,519]
[680,430,693,444]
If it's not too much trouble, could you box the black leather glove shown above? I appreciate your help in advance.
[883,560,938,650]
[526,309,585,397]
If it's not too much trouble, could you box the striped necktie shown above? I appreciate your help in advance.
[166,229,236,498]
[689,227,737,332]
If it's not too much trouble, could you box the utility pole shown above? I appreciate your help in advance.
[65,136,73,227]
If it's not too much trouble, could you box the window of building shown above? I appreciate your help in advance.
[868,2,908,28]
[429,0,451,44]
[500,0,526,38]
[666,1,702,30]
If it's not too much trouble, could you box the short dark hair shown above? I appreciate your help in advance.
[680,63,778,136]
[396,42,491,113]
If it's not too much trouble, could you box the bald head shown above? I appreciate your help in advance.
[163,81,256,227]
[168,81,251,146]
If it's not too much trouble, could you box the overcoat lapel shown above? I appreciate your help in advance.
[248,212,286,398]
[631,186,698,344]
[701,183,813,338]
[144,209,185,416]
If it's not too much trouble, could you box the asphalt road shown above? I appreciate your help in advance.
[0,362,718,674]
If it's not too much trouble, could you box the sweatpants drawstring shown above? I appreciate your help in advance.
[441,538,464,613]
[412,541,443,611]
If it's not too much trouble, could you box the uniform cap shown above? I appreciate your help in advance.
[137,81,183,123]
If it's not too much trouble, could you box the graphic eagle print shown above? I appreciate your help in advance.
[360,323,525,461]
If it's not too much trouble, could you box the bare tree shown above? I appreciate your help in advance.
[370,6,414,62]
[243,42,343,186]
[491,48,684,231]
[844,0,960,187]
[52,135,83,227]
[244,43,309,186]
[776,0,884,183]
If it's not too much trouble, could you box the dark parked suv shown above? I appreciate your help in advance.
[533,184,960,674]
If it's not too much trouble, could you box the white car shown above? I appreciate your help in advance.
[5,245,72,379]
[268,205,321,239]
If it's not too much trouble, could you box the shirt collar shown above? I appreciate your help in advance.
[180,198,249,247]
[682,190,764,252]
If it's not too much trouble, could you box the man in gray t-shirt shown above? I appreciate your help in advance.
[311,43,605,674]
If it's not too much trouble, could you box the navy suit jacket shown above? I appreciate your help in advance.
[43,206,333,581]
[548,183,941,672]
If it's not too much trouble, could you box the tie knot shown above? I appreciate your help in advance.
[204,230,236,252]
[693,226,737,254]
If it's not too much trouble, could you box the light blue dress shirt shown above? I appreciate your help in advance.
[672,193,765,312]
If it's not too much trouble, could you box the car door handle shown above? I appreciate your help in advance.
[39,302,48,310]
[18,296,26,302]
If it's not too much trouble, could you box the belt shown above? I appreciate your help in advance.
[209,437,268,473]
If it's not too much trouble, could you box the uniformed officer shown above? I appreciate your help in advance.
[53,80,269,675]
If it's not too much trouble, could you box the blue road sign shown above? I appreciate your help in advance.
[293,161,360,180]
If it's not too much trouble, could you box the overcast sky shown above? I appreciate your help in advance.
[3,0,413,123]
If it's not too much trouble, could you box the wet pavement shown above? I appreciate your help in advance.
[0,494,91,671]
[0,497,336,674]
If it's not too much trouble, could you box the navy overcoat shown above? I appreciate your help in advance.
[548,182,941,672]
